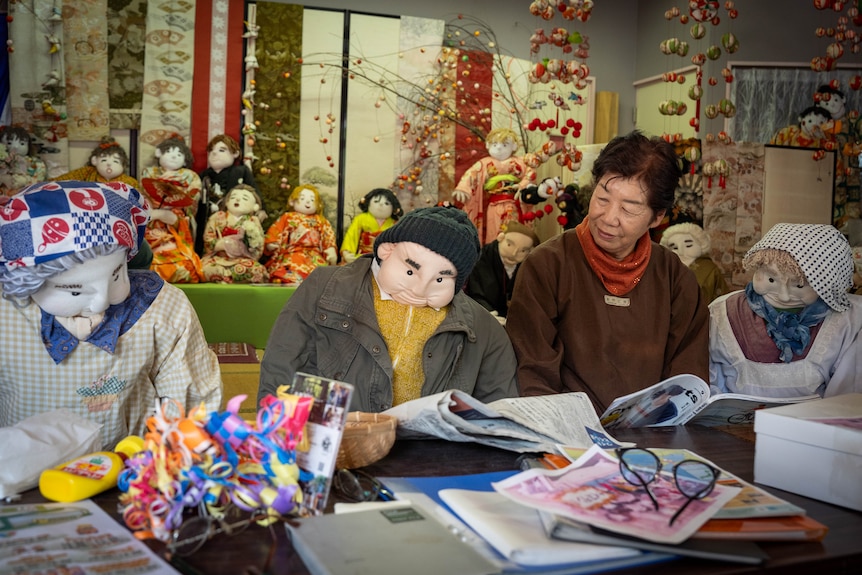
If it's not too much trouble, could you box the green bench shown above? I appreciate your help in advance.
[175,283,296,348]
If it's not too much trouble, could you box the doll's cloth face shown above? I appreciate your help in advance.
[158,145,186,171]
[487,140,518,162]
[752,264,819,309]
[818,93,846,119]
[368,194,393,220]
[208,142,238,172]
[226,188,259,217]
[376,241,457,309]
[30,250,130,318]
[799,110,828,138]
[291,188,318,215]
[664,232,702,267]
[3,135,28,156]
[93,153,124,180]
[498,231,536,266]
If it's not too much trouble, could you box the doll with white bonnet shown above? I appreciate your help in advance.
[201,183,268,283]
[660,222,728,303]
[709,223,862,399]
[0,181,221,450]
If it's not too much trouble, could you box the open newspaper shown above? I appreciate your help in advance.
[383,390,627,453]
[599,374,819,429]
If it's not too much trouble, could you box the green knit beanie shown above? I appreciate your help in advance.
[374,206,480,292]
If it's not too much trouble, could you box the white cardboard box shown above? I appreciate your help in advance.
[754,393,862,511]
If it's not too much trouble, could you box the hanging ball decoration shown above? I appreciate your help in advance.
[719,98,736,117]
[677,41,690,56]
[706,45,722,60]
[685,146,701,163]
[690,23,707,40]
[688,84,704,100]
[721,32,739,53]
[708,77,718,86]
[705,103,719,119]
[691,53,706,66]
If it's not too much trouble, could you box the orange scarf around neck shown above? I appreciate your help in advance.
[576,216,652,296]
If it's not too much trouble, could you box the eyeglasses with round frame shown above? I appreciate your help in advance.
[332,469,395,503]
[615,447,720,526]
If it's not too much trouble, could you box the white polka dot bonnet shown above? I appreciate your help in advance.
[745,223,853,312]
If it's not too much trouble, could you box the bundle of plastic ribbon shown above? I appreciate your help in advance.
[118,393,314,543]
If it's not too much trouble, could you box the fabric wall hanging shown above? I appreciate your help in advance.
[107,0,147,131]
[138,0,196,171]
[190,0,245,173]
[63,0,110,141]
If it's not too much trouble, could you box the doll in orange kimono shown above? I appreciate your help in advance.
[264,184,337,284]
[139,134,204,283]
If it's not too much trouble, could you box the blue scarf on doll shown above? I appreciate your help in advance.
[744,283,830,363]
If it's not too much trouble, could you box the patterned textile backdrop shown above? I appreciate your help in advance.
[701,141,766,290]
[108,0,148,130]
[138,0,196,172]
[8,0,69,177]
[63,0,110,141]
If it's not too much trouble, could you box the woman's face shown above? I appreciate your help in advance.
[588,176,664,260]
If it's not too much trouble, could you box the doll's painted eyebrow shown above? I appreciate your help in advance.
[405,258,421,270]
[54,283,83,289]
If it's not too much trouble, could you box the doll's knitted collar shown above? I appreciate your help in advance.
[39,271,163,364]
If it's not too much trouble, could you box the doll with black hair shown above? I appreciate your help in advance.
[53,135,138,187]
[139,134,204,283]
[201,183,268,284]
[0,126,46,195]
[197,134,260,255]
[340,188,402,263]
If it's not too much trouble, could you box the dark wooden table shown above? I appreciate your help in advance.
[15,426,862,574]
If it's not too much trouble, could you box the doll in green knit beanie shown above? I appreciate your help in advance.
[259,205,518,412]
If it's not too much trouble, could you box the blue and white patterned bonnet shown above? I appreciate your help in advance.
[744,223,853,312]
[0,180,150,272]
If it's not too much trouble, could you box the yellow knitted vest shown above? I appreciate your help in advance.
[372,280,448,405]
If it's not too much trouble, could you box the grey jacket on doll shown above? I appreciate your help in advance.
[257,255,518,412]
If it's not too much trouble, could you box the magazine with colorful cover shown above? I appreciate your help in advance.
[556,445,806,520]
[598,374,819,429]
[491,445,741,545]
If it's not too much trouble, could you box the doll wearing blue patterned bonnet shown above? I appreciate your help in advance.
[742,223,853,363]
[0,180,150,300]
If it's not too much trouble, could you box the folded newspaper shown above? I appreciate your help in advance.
[598,374,819,429]
[382,390,628,453]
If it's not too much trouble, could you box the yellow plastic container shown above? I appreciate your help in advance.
[39,435,145,502]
